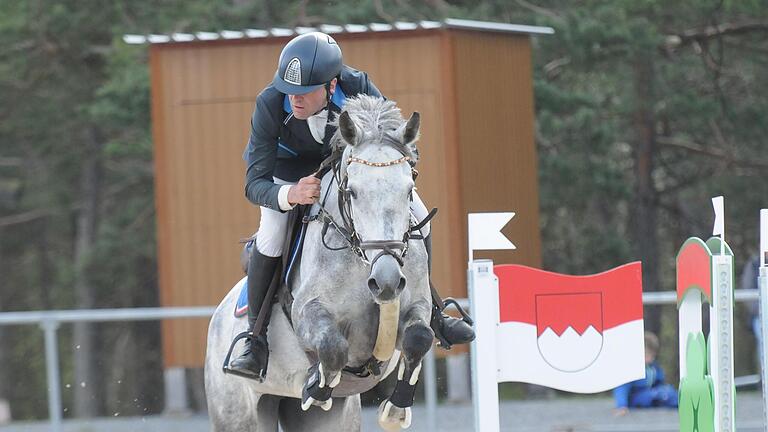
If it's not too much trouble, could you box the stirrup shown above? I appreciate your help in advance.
[442,297,473,326]
[222,331,263,380]
[431,297,474,350]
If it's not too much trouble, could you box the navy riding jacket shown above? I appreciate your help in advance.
[242,65,382,211]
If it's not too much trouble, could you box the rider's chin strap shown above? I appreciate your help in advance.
[325,82,333,105]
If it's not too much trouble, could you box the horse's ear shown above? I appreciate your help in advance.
[398,112,420,161]
[401,112,420,145]
[339,111,361,146]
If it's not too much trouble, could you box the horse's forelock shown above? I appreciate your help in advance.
[330,95,406,152]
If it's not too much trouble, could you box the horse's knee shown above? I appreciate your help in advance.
[318,331,349,372]
[402,324,433,360]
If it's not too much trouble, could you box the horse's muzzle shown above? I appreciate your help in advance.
[367,255,406,304]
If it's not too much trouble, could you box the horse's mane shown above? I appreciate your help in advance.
[329,95,416,158]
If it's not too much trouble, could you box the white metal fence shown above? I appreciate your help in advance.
[0,290,761,432]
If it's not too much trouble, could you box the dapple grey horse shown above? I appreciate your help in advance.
[205,95,434,432]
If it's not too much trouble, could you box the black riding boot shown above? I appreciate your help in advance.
[228,249,280,380]
[424,234,476,349]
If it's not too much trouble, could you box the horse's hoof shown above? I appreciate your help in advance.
[377,399,412,430]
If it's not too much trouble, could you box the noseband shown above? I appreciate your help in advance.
[309,137,435,267]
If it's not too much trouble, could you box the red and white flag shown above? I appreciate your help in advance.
[493,262,645,393]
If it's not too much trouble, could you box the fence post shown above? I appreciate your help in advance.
[423,348,437,431]
[469,259,500,432]
[712,253,735,432]
[163,367,190,414]
[40,319,62,432]
[759,209,768,430]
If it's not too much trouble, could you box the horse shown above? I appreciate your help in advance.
[205,95,434,432]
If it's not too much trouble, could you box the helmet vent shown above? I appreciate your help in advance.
[284,57,302,85]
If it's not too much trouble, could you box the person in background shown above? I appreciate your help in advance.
[613,331,678,416]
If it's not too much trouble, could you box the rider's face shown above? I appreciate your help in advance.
[289,78,337,120]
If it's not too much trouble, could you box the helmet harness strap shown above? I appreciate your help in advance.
[310,79,335,117]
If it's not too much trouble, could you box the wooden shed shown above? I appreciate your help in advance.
[133,18,552,367]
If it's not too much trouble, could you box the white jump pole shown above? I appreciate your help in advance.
[759,209,768,431]
[467,212,516,432]
[469,259,500,432]
[710,196,735,432]
[711,250,735,432]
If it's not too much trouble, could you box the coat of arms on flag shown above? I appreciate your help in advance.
[492,262,645,393]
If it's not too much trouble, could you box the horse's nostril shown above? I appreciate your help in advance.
[368,278,379,293]
[397,277,406,293]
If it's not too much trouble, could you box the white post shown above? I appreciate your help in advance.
[711,254,735,432]
[41,320,62,432]
[759,209,768,430]
[423,348,437,431]
[163,367,190,415]
[761,209,768,267]
[469,259,500,432]
[0,399,9,425]
[760,265,768,432]
[446,353,471,403]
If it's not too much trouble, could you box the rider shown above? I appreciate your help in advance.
[229,32,475,378]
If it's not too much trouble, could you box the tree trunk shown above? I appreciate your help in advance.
[37,218,53,310]
[72,129,103,418]
[632,55,662,335]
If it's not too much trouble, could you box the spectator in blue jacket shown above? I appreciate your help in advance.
[613,331,678,416]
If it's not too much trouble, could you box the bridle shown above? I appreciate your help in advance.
[308,133,436,267]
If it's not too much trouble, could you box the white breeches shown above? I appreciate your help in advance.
[255,178,431,257]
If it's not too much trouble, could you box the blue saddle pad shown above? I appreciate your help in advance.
[233,222,307,318]
[234,277,249,318]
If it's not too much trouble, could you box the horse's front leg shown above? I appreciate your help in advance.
[295,299,348,412]
[379,300,433,430]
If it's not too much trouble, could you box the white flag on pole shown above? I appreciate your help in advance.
[761,209,767,267]
[712,196,724,236]
[468,212,516,251]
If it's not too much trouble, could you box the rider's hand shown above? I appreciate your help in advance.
[287,175,321,205]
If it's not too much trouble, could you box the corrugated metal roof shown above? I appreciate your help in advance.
[123,18,554,45]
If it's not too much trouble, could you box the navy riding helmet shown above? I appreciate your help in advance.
[273,32,343,95]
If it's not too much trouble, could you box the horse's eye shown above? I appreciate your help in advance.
[345,187,357,199]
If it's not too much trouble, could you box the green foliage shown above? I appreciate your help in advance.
[0,0,766,418]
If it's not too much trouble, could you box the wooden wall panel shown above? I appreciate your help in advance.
[152,42,274,366]
[338,34,465,303]
[151,30,541,366]
[452,31,542,271]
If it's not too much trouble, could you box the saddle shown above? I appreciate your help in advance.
[234,204,307,320]
[222,204,310,380]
